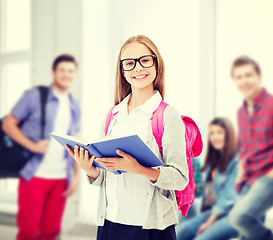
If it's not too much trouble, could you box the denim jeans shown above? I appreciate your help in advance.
[176,198,201,225]
[176,210,238,240]
[229,175,273,240]
[175,198,201,239]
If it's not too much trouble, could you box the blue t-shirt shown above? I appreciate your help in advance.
[11,85,81,181]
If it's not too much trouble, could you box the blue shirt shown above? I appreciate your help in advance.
[11,85,81,181]
[204,153,238,217]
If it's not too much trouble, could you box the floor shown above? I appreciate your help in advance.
[0,197,98,240]
[0,223,97,240]
[1,210,272,240]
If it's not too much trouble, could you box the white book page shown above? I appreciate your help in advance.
[51,132,90,145]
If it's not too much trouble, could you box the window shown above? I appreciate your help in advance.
[1,0,31,53]
[0,0,32,210]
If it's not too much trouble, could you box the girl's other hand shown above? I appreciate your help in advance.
[96,149,141,173]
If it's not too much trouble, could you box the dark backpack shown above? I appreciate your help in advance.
[0,86,48,178]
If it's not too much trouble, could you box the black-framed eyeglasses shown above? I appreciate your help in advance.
[120,55,157,71]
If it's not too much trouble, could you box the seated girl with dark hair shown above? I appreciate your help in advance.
[176,117,239,240]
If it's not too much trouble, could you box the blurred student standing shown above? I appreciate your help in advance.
[2,54,81,240]
[229,56,273,240]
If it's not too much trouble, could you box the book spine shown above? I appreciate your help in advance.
[88,144,103,158]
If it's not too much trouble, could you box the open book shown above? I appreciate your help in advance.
[51,132,163,175]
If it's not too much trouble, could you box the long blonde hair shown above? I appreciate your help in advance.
[114,35,165,105]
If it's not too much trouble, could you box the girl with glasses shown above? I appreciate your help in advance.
[66,35,188,240]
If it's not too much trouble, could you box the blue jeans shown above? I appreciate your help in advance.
[176,198,201,225]
[176,210,238,240]
[175,198,201,238]
[229,175,273,240]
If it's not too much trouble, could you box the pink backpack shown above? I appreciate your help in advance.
[105,101,203,216]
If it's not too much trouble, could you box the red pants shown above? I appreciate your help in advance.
[16,177,67,240]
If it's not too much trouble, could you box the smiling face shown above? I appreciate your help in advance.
[232,63,261,101]
[120,42,157,92]
[209,124,226,151]
[52,61,77,91]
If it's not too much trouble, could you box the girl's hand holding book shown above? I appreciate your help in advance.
[96,149,160,182]
[65,144,100,179]
[96,149,141,174]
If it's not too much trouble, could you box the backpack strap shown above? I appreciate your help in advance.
[37,86,49,139]
[152,101,168,154]
[105,105,118,136]
[152,101,203,158]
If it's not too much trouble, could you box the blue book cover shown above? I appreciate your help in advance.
[50,132,163,175]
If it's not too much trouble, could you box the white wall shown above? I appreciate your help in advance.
[32,0,82,98]
[215,0,273,126]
